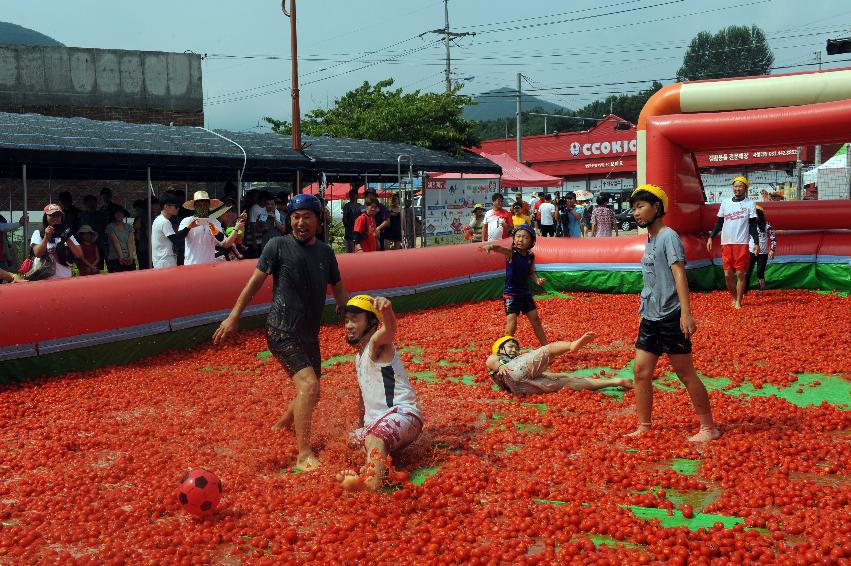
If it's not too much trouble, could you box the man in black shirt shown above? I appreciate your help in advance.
[213,194,348,471]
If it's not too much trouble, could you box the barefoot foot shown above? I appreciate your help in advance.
[338,469,365,491]
[616,378,634,390]
[295,453,321,471]
[625,425,651,437]
[688,427,721,442]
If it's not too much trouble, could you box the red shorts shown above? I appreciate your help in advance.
[722,244,750,271]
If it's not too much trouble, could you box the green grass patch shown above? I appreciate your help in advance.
[625,505,743,530]
[410,466,440,486]
[321,354,355,368]
[669,458,701,476]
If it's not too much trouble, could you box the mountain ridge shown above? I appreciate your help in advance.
[464,87,568,121]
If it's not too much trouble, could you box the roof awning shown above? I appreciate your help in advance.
[0,112,501,181]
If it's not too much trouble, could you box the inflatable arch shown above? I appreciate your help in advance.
[1,69,850,380]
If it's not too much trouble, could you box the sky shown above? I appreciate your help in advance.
[4,0,851,132]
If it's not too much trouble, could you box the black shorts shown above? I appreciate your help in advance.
[266,329,322,377]
[635,309,692,356]
[504,295,537,315]
[540,225,556,237]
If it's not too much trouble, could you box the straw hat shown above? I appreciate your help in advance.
[183,191,223,211]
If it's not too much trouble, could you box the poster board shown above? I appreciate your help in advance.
[424,177,501,245]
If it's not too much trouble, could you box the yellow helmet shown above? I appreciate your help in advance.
[492,336,517,355]
[755,204,764,212]
[732,176,750,188]
[630,184,668,214]
[345,295,382,320]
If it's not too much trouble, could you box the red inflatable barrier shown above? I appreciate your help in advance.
[0,244,504,349]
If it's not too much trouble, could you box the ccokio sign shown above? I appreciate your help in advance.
[569,139,637,158]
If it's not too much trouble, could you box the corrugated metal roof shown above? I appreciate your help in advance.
[0,112,500,180]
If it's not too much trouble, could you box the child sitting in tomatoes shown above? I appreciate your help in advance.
[486,334,633,395]
[336,295,423,491]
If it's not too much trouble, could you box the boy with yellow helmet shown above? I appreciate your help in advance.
[707,176,760,309]
[337,295,423,491]
[485,333,632,395]
[628,185,720,442]
[480,224,548,346]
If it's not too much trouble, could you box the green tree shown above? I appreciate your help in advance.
[265,78,480,155]
[677,25,774,82]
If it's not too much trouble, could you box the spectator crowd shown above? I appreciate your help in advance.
[469,190,620,243]
[2,181,422,282]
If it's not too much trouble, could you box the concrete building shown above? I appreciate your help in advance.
[0,44,203,126]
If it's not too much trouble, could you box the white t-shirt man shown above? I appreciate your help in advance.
[178,216,223,266]
[248,203,264,224]
[717,198,757,245]
[538,202,556,226]
[29,230,79,279]
[483,209,511,242]
[151,214,177,268]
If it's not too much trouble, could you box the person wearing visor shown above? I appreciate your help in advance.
[486,334,630,395]
[213,194,349,471]
[337,295,423,491]
[628,185,720,442]
[707,176,760,309]
[28,203,83,280]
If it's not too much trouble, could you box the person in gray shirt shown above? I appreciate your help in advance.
[627,185,720,443]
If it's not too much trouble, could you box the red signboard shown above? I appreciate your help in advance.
[479,115,821,178]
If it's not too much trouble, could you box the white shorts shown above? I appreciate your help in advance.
[350,409,423,453]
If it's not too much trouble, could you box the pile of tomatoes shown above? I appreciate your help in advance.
[0,290,847,564]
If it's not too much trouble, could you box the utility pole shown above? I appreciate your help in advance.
[423,0,475,92]
[815,51,822,70]
[516,72,522,162]
[282,0,302,152]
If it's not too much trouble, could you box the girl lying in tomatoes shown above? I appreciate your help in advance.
[486,334,633,395]
[336,295,424,491]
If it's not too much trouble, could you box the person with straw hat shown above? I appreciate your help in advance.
[178,190,246,266]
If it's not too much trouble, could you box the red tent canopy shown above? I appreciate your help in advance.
[302,183,391,200]
[431,152,562,188]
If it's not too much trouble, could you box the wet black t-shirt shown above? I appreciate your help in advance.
[257,235,341,335]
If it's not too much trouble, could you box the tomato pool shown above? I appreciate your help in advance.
[0,291,849,564]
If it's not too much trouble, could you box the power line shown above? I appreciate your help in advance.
[205,34,423,103]
[454,0,654,30]
[466,56,851,102]
[470,0,690,35]
[206,39,443,107]
[467,0,776,47]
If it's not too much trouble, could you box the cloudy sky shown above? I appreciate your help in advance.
[5,0,851,131]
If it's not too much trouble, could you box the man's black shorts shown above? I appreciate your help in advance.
[266,329,322,377]
[504,294,537,315]
[635,309,692,356]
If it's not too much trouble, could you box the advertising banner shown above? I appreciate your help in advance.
[424,178,500,245]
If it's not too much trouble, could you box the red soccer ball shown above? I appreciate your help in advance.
[177,468,222,518]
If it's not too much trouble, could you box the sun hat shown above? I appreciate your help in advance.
[76,225,98,240]
[183,191,223,211]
